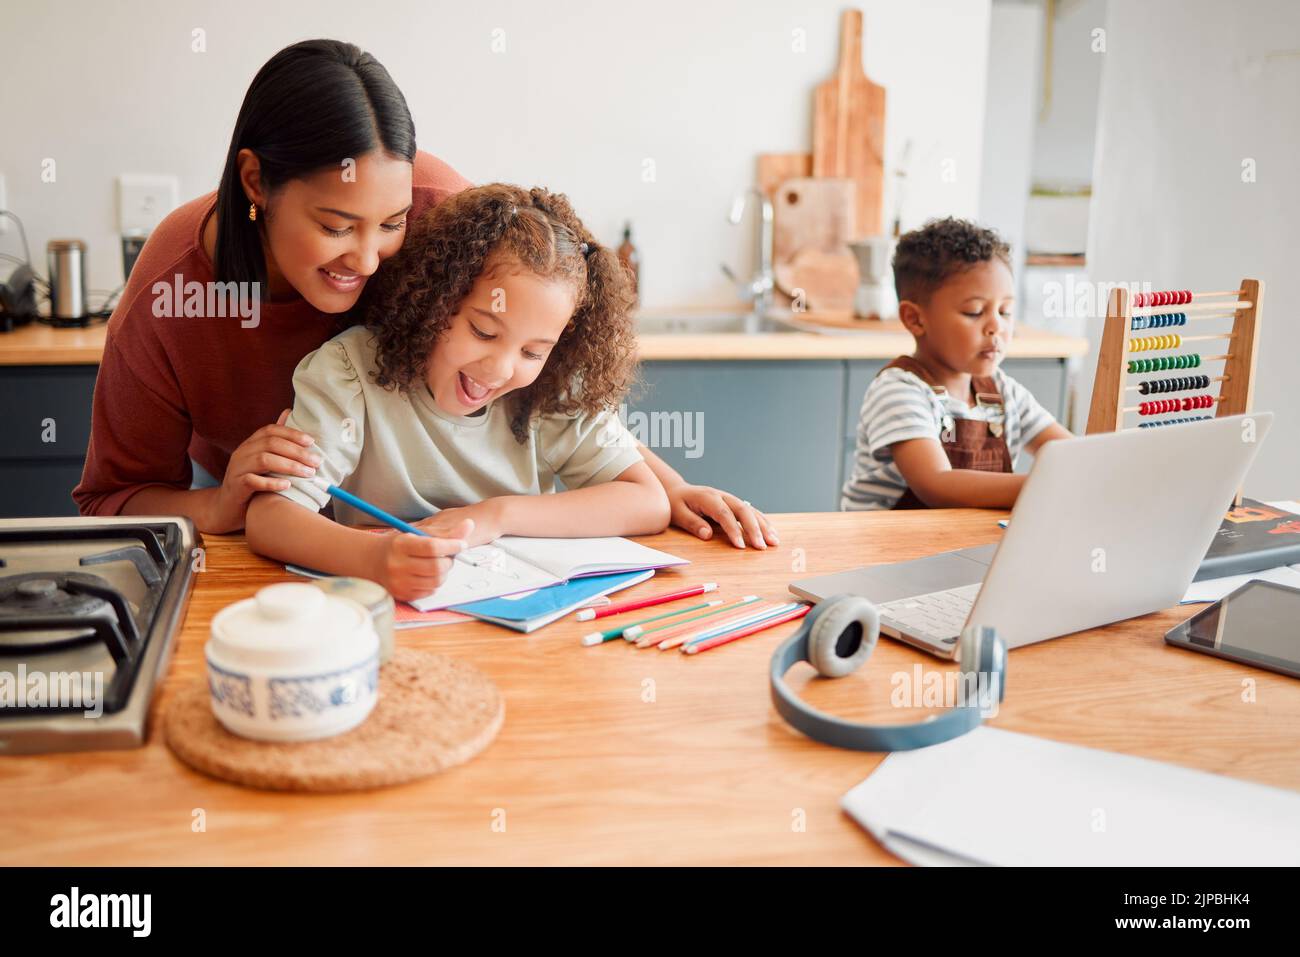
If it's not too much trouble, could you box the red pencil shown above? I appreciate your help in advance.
[575,582,717,621]
[683,604,811,655]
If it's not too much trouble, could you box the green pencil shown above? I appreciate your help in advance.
[580,599,722,647]
[626,595,760,642]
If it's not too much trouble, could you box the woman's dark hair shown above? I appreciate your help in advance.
[363,184,640,443]
[214,39,417,285]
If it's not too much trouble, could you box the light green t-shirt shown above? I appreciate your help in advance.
[276,325,644,526]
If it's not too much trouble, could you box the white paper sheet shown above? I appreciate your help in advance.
[1181,564,1300,603]
[842,726,1300,866]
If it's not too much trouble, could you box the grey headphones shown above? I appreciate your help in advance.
[770,594,1006,751]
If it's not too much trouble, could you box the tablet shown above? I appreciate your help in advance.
[1165,580,1300,679]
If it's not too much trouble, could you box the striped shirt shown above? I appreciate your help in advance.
[841,366,1056,510]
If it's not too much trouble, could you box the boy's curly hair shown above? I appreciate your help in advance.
[892,217,1011,305]
[361,183,639,442]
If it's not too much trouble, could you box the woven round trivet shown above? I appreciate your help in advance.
[163,648,503,792]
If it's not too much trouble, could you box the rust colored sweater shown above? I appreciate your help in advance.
[73,151,471,517]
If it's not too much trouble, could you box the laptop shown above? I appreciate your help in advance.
[791,413,1274,658]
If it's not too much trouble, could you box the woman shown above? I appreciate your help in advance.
[74,39,776,550]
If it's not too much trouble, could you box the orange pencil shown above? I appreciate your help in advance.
[684,603,811,654]
[653,601,786,650]
[627,595,759,645]
[632,597,764,648]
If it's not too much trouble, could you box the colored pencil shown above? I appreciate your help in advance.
[580,599,722,646]
[684,604,811,655]
[627,596,760,645]
[622,595,757,641]
[576,582,717,621]
[313,479,474,565]
[660,600,790,655]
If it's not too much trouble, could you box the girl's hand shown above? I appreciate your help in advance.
[668,485,779,549]
[372,518,473,603]
[207,409,321,533]
[411,501,504,548]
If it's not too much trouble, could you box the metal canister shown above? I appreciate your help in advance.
[310,577,395,664]
[47,239,88,322]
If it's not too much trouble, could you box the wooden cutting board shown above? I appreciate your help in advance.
[771,176,856,265]
[812,9,886,236]
[775,248,859,315]
[756,152,812,202]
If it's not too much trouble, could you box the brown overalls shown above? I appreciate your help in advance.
[884,356,1013,510]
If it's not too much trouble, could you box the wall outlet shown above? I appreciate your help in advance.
[0,173,7,234]
[117,174,179,236]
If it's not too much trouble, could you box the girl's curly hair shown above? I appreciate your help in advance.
[360,183,639,443]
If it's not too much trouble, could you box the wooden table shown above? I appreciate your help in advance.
[6,509,1295,866]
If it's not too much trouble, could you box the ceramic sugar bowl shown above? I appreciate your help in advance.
[206,582,380,742]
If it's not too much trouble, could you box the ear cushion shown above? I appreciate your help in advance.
[807,594,880,678]
[957,624,1007,703]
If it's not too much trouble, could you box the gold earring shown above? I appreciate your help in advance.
[248,203,257,222]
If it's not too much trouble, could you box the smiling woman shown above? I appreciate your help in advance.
[72,39,471,531]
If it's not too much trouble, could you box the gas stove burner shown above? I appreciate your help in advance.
[0,515,198,752]
[3,572,113,616]
[0,571,138,658]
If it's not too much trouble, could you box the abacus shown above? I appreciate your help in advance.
[1086,278,1263,503]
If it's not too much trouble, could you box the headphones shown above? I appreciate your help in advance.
[770,594,1007,751]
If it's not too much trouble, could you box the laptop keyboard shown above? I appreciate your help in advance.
[878,583,982,644]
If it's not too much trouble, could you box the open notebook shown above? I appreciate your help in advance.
[411,536,687,611]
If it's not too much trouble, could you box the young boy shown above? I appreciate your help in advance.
[841,218,1072,510]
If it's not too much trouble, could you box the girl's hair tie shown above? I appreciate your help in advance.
[580,242,595,257]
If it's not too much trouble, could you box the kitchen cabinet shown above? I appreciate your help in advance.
[0,365,97,516]
[641,356,1072,513]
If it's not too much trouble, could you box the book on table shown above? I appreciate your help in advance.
[409,536,687,611]
[1196,499,1300,581]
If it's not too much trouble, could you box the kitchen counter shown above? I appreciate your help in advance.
[0,314,1088,365]
[636,321,1086,361]
[4,508,1297,866]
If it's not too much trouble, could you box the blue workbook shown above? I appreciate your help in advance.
[450,568,655,633]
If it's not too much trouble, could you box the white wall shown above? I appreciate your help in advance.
[978,1,1043,273]
[1087,0,1300,498]
[0,0,990,309]
[1031,0,1105,188]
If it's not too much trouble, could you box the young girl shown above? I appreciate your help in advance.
[840,218,1073,510]
[246,184,674,601]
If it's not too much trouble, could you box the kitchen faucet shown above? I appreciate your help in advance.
[720,188,774,330]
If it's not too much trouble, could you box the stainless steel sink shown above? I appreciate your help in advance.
[634,312,799,335]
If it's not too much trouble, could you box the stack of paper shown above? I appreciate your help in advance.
[842,727,1300,866]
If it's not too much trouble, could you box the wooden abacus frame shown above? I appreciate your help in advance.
[1087,279,1263,431]
[1087,278,1263,504]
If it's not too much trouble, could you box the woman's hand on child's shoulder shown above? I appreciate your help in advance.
[667,485,779,550]
[371,518,473,604]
